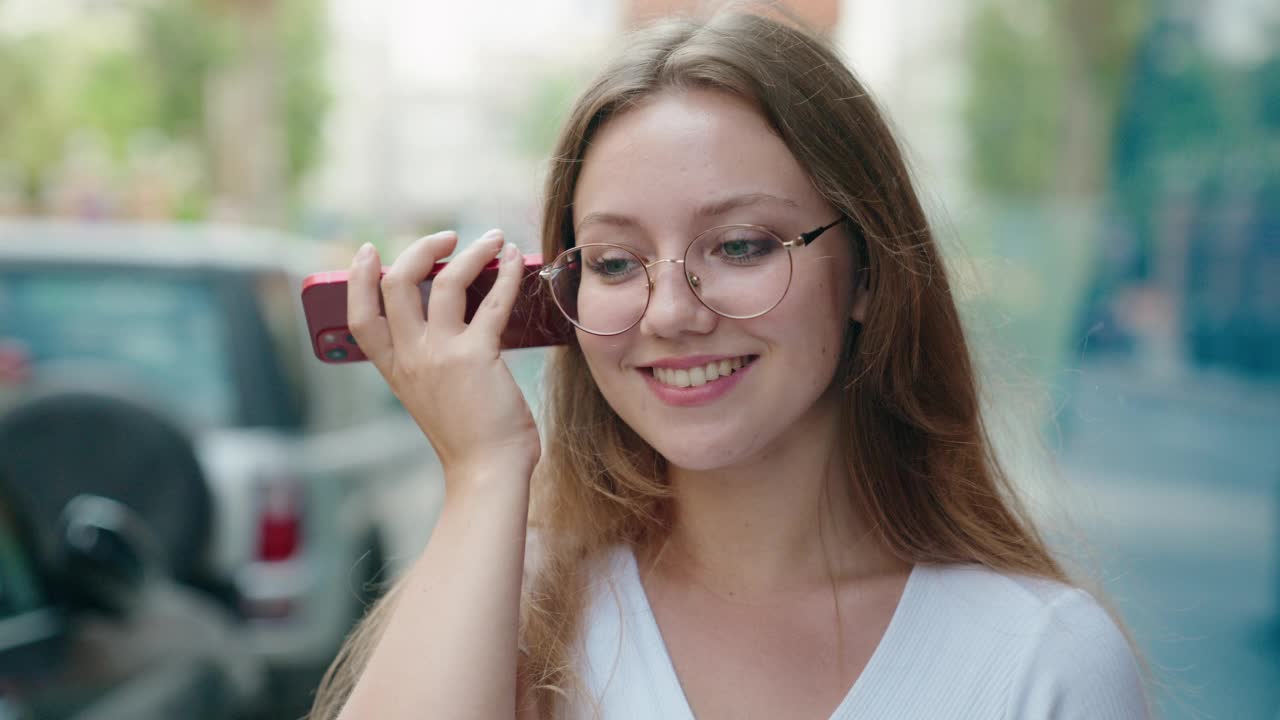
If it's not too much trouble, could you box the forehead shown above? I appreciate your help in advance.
[572,89,822,229]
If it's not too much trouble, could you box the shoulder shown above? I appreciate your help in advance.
[912,562,1087,624]
[909,563,1150,719]
[912,562,1125,640]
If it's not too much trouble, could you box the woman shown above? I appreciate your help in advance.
[313,8,1148,720]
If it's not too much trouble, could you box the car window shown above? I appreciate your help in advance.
[0,267,237,426]
[253,272,309,426]
[0,500,44,621]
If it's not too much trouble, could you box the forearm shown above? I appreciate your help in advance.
[339,463,530,719]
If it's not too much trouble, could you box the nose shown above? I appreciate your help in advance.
[638,259,718,338]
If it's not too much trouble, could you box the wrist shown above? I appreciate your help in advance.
[444,439,539,479]
[443,455,536,501]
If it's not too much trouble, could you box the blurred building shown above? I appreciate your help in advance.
[305,0,972,248]
[625,0,838,30]
[306,0,623,247]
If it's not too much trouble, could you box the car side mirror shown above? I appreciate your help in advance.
[56,495,160,619]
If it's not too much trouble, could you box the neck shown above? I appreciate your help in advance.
[646,391,902,597]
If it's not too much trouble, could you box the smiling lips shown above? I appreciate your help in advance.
[637,354,759,407]
[648,355,754,388]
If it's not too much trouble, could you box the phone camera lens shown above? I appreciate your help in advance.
[325,347,349,361]
[346,333,358,346]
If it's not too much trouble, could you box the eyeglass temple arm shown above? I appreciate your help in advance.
[798,215,870,273]
[798,217,847,246]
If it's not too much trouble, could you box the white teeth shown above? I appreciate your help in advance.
[650,356,753,389]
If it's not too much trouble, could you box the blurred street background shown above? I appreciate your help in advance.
[0,0,1277,718]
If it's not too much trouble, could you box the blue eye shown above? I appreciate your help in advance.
[713,234,776,264]
[583,249,643,282]
[593,257,635,275]
[721,239,755,257]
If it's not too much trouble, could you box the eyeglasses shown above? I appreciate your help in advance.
[539,217,847,336]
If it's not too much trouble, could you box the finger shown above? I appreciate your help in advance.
[425,228,506,337]
[381,231,459,345]
[466,242,524,345]
[347,243,393,367]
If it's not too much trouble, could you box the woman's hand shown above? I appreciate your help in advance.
[347,229,541,479]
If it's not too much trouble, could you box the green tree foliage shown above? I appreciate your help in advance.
[137,0,229,143]
[0,34,65,199]
[964,4,1064,197]
[517,70,586,159]
[965,0,1149,197]
[961,0,1150,383]
[0,0,328,216]
[278,0,331,186]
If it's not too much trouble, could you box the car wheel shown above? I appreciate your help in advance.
[0,390,213,587]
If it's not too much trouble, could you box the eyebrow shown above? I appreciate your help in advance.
[575,192,801,233]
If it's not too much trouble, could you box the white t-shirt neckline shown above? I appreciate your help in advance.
[618,545,923,720]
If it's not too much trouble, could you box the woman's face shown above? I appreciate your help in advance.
[571,88,862,471]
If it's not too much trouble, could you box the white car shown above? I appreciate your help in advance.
[0,221,434,704]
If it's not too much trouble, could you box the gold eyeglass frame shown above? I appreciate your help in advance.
[539,217,848,337]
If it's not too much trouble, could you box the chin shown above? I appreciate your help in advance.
[630,422,764,472]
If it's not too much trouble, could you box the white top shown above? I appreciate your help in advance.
[565,545,1148,719]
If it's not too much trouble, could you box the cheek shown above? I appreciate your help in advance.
[576,332,629,390]
[777,277,850,383]
[818,256,856,321]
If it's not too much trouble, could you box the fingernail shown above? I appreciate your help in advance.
[357,243,375,261]
[503,243,520,262]
[483,228,503,241]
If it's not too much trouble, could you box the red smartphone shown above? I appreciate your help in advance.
[301,252,572,363]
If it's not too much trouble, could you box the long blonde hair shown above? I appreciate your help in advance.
[311,7,1073,719]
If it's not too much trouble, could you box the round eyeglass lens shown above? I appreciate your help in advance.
[684,226,792,319]
[546,244,650,335]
